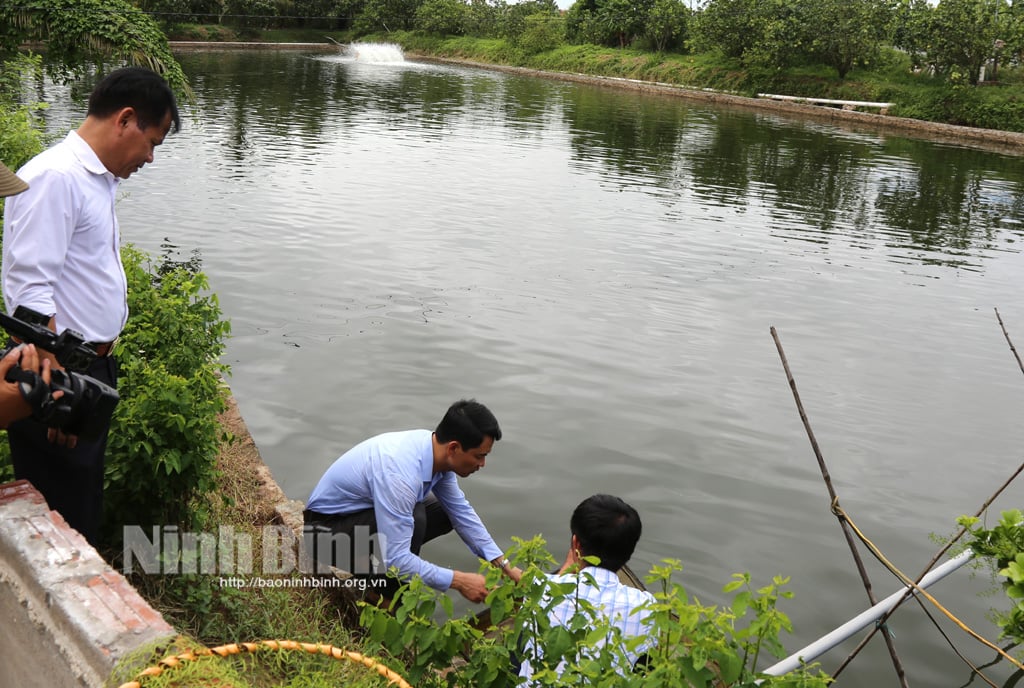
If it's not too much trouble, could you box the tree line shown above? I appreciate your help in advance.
[130,0,1024,85]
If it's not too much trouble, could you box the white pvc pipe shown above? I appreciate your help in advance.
[762,550,975,676]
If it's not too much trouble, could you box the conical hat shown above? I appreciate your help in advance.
[0,163,29,197]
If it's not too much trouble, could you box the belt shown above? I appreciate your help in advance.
[90,338,117,358]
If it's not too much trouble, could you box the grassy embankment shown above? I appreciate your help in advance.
[111,400,394,688]
[167,24,1024,133]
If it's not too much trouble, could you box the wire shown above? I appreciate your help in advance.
[831,497,1024,673]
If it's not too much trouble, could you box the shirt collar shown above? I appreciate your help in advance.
[580,566,622,586]
[66,130,117,182]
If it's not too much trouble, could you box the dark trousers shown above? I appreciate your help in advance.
[304,492,453,596]
[9,355,117,547]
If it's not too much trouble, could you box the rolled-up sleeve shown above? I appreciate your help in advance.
[2,170,76,316]
[371,456,456,591]
[431,473,503,563]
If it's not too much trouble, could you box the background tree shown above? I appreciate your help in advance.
[596,0,654,48]
[512,12,566,54]
[800,0,893,78]
[924,0,1011,84]
[464,0,504,38]
[890,0,933,68]
[691,0,766,58]
[355,0,422,31]
[643,0,690,53]
[414,0,468,35]
[0,0,189,94]
[500,0,560,44]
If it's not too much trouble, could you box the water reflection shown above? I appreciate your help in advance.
[155,50,1024,273]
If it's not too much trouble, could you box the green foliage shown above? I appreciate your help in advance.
[691,0,804,77]
[961,509,1024,643]
[890,0,933,67]
[0,56,49,173]
[0,0,190,98]
[643,0,690,53]
[513,14,566,56]
[889,81,1024,130]
[355,0,422,33]
[923,0,1013,85]
[102,244,231,539]
[414,0,469,36]
[801,0,892,79]
[499,0,560,42]
[464,0,504,38]
[360,536,830,687]
[597,0,655,49]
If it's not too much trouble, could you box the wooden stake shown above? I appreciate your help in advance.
[996,308,1024,377]
[771,326,909,687]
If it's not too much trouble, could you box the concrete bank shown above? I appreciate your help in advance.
[169,41,336,52]
[411,55,1024,154]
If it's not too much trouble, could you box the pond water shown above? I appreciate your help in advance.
[31,47,1024,685]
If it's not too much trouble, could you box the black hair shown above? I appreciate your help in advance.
[88,67,181,134]
[570,494,642,572]
[434,399,501,451]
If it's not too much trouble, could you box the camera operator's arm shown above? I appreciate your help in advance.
[0,344,54,429]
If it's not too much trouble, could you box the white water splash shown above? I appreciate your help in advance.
[345,42,405,64]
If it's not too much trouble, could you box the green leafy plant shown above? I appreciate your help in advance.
[102,244,232,541]
[960,509,1024,643]
[360,536,830,687]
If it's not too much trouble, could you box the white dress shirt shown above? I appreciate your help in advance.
[2,131,128,342]
[519,566,656,682]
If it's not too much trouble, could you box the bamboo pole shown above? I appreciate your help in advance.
[829,308,1024,679]
[771,326,909,687]
[996,308,1024,376]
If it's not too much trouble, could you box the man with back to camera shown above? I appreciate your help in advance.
[2,67,180,546]
[304,399,522,602]
[518,493,656,682]
[0,162,54,428]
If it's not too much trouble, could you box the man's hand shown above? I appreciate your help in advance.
[47,425,77,449]
[0,344,37,428]
[450,570,489,603]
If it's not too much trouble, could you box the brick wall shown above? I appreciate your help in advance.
[0,481,176,687]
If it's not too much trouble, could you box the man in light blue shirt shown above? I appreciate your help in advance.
[304,399,521,602]
[518,494,655,682]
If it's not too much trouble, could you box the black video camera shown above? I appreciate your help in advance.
[0,306,119,440]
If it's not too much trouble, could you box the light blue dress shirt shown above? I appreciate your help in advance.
[306,429,503,590]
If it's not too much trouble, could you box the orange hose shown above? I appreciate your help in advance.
[117,639,412,688]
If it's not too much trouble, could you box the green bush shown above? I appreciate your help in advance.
[414,0,469,36]
[961,509,1024,644]
[513,13,566,56]
[890,83,1024,132]
[361,536,831,687]
[102,244,232,541]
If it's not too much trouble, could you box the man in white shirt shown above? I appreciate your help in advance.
[519,494,656,683]
[2,67,179,546]
[0,163,53,429]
